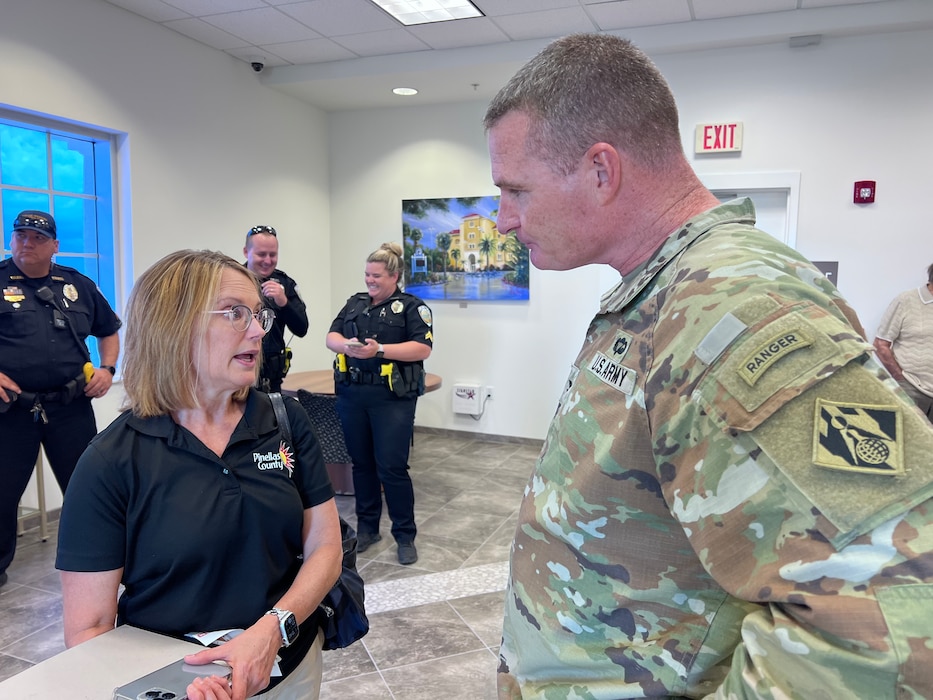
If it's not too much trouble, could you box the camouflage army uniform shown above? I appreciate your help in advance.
[498,198,933,699]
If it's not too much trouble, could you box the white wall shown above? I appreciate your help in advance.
[656,31,933,334]
[328,28,933,440]
[327,103,607,440]
[5,0,933,504]
[2,0,333,509]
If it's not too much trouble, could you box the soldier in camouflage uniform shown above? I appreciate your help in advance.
[484,33,933,699]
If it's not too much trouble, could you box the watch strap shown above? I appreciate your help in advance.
[100,365,116,375]
[266,608,298,647]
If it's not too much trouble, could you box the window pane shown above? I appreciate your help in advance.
[53,195,98,255]
[52,134,95,195]
[2,189,50,248]
[1,110,118,357]
[0,123,49,189]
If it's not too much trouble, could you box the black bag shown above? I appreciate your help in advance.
[318,518,369,650]
[269,392,369,650]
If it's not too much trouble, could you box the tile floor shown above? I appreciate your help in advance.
[0,430,541,699]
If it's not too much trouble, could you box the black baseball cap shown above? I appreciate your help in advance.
[13,210,57,239]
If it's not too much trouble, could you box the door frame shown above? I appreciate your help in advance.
[701,171,800,248]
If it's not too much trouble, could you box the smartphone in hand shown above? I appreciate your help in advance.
[112,658,231,700]
[344,340,365,348]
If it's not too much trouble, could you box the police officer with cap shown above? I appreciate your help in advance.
[243,225,309,392]
[0,210,120,588]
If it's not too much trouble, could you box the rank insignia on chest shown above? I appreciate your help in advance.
[391,300,404,314]
[63,284,79,302]
[610,331,633,361]
[3,286,25,303]
[587,351,636,395]
[812,399,904,476]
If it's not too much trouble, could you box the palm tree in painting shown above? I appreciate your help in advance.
[478,236,494,271]
[402,222,413,260]
[403,197,482,219]
[436,232,451,279]
[500,232,530,287]
[450,248,461,271]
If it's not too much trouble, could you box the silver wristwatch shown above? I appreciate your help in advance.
[266,608,299,647]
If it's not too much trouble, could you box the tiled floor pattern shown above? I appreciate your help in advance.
[0,430,540,698]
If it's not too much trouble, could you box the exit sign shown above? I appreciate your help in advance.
[695,122,743,153]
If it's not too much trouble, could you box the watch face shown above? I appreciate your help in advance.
[282,612,299,645]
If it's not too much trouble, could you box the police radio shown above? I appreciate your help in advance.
[35,285,94,377]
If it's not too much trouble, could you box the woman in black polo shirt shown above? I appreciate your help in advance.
[56,250,342,699]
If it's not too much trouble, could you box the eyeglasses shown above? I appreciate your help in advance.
[247,225,277,237]
[207,305,275,332]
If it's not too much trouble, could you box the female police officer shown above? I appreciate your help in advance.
[325,242,433,566]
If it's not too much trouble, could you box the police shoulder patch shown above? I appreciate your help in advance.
[418,305,432,326]
[812,398,904,476]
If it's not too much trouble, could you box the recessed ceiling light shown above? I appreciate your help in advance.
[370,0,483,26]
[393,87,419,96]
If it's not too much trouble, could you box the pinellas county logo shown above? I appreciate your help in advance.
[253,441,295,477]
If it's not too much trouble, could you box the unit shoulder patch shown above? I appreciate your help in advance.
[812,398,904,476]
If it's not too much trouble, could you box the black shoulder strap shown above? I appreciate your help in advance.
[269,391,291,444]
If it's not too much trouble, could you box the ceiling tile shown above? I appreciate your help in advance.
[333,29,433,57]
[492,8,598,41]
[163,17,251,50]
[406,16,510,49]
[223,45,290,67]
[472,0,580,16]
[259,38,359,63]
[279,0,400,36]
[103,0,190,22]
[801,0,888,6]
[692,0,796,20]
[164,0,266,14]
[202,7,322,44]
[587,0,692,30]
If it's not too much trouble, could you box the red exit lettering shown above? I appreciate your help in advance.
[695,122,743,153]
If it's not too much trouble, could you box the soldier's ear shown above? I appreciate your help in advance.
[587,143,621,202]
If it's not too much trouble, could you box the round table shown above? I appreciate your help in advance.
[280,369,441,494]
[282,369,442,395]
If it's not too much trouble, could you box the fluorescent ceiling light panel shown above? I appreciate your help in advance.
[370,0,484,26]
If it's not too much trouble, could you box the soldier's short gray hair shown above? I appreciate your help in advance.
[483,33,684,175]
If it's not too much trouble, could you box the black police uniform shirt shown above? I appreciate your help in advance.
[254,267,309,376]
[329,289,433,379]
[0,260,121,391]
[55,390,334,685]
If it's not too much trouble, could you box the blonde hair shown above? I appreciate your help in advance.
[121,249,260,417]
[367,242,404,280]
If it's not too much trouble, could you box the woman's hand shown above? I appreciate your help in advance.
[186,675,233,700]
[184,616,282,700]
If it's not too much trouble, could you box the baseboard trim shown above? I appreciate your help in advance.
[414,425,543,448]
[18,507,61,534]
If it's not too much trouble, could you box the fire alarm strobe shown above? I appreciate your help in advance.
[854,180,876,204]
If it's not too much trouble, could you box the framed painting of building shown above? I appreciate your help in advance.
[401,196,530,301]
